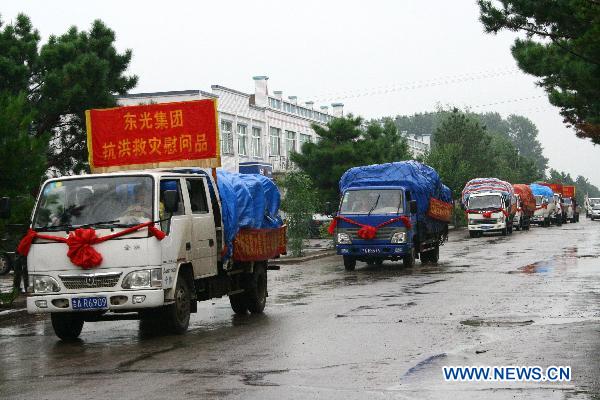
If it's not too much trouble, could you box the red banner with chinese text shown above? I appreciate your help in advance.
[85,99,220,172]
[233,226,287,262]
[426,197,453,222]
[562,185,575,198]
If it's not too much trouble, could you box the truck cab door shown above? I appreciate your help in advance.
[185,178,217,277]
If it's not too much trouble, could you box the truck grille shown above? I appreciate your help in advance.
[472,219,497,224]
[59,272,122,289]
[343,227,399,241]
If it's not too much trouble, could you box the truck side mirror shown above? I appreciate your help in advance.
[409,200,418,214]
[0,197,10,219]
[162,190,179,214]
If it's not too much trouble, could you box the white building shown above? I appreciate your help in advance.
[117,76,343,176]
[400,131,431,158]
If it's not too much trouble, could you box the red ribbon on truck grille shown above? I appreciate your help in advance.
[465,209,509,218]
[17,222,166,269]
[328,215,412,240]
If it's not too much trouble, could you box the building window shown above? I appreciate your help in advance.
[270,127,281,156]
[299,133,311,152]
[237,124,248,156]
[251,127,262,158]
[221,120,233,155]
[285,130,296,155]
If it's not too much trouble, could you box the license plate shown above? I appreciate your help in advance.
[72,296,108,310]
[480,226,492,230]
[361,248,381,254]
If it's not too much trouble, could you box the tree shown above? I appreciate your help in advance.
[0,14,137,174]
[291,116,412,208]
[279,172,318,257]
[426,109,495,196]
[478,0,600,143]
[0,92,47,227]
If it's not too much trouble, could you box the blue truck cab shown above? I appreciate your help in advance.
[332,161,451,271]
[334,186,419,270]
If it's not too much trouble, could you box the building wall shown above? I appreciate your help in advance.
[117,79,342,175]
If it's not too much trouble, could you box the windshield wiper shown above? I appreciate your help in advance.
[367,195,381,217]
[34,223,75,232]
[80,220,120,228]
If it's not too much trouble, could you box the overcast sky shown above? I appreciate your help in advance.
[3,0,598,186]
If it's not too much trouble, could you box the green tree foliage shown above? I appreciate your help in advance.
[0,93,47,227]
[291,116,412,208]
[0,14,137,174]
[426,109,494,196]
[279,172,318,257]
[426,109,542,197]
[478,0,600,143]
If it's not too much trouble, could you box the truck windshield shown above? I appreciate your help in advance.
[33,176,154,230]
[563,198,572,205]
[468,195,501,210]
[340,189,403,215]
[535,196,544,206]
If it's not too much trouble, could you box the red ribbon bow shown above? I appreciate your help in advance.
[466,209,509,218]
[328,215,412,240]
[17,222,166,269]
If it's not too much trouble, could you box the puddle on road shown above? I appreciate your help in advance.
[460,319,534,327]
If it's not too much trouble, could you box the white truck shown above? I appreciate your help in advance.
[531,195,555,226]
[20,169,285,340]
[466,192,514,237]
[586,197,600,219]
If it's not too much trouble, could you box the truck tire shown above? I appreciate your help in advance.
[403,248,415,268]
[229,294,248,315]
[343,256,356,271]
[501,228,508,236]
[0,253,11,275]
[164,274,191,334]
[246,263,267,314]
[51,313,84,341]
[421,246,439,264]
[469,231,479,238]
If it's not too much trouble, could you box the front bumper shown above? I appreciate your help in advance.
[336,243,411,257]
[27,289,165,314]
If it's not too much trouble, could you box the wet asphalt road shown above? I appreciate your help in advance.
[1,219,599,399]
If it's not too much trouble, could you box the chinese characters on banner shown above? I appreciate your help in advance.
[232,226,287,261]
[85,99,220,172]
[426,198,453,222]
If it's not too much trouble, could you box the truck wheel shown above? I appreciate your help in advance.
[246,263,267,314]
[422,246,439,264]
[403,248,415,268]
[501,228,508,236]
[51,313,84,341]
[343,256,356,271]
[164,275,191,334]
[229,294,248,315]
[0,253,11,275]
[469,231,478,238]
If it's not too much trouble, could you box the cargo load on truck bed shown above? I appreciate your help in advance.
[461,178,514,206]
[530,183,554,200]
[215,170,285,261]
[512,184,536,216]
[339,161,453,230]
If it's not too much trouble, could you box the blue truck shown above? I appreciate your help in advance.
[331,161,452,271]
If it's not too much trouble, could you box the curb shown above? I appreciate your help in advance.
[276,250,337,265]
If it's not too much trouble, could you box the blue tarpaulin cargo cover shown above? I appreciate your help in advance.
[339,161,452,225]
[216,170,283,260]
[529,183,554,200]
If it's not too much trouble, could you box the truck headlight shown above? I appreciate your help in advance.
[390,232,406,244]
[32,275,60,293]
[122,268,162,289]
[337,232,352,244]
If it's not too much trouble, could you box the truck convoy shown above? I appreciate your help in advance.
[462,178,516,237]
[330,161,453,271]
[512,184,536,231]
[18,169,286,340]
